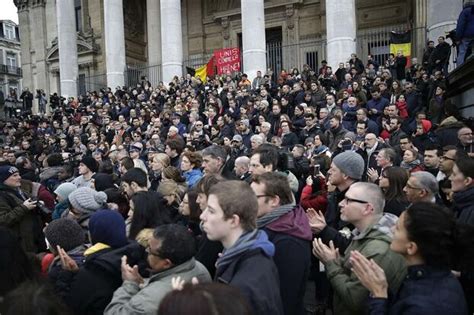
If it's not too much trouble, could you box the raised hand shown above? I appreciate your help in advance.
[120,255,144,284]
[312,238,339,264]
[57,245,79,272]
[350,250,388,298]
[306,208,327,233]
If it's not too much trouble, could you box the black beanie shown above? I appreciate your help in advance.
[80,156,99,173]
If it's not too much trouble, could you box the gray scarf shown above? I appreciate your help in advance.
[216,230,259,269]
[256,203,294,228]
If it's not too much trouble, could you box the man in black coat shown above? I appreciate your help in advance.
[19,88,33,113]
[251,173,312,315]
[429,36,451,74]
[201,181,283,315]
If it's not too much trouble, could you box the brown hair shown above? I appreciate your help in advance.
[208,181,258,231]
[182,151,203,169]
[251,172,294,205]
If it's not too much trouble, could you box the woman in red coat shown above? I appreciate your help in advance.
[300,174,328,213]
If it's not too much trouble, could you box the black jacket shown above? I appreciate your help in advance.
[264,228,311,315]
[368,265,468,315]
[215,248,283,315]
[65,242,147,315]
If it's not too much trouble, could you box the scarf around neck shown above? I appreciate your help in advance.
[256,203,295,228]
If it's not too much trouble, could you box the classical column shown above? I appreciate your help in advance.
[325,0,357,70]
[104,0,126,88]
[160,0,183,84]
[56,0,78,98]
[413,0,427,61]
[241,0,266,81]
[147,0,161,85]
[427,0,462,42]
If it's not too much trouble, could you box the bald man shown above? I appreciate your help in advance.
[234,156,251,182]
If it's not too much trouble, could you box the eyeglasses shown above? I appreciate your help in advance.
[440,156,456,161]
[343,196,369,204]
[145,246,161,257]
[405,183,423,190]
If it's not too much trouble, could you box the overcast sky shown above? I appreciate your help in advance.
[0,0,19,24]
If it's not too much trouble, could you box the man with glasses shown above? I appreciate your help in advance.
[357,133,385,181]
[403,171,439,204]
[251,172,312,315]
[307,151,365,253]
[457,127,474,157]
[312,182,406,315]
[105,224,211,314]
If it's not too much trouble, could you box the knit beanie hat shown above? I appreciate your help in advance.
[332,151,365,180]
[54,183,77,201]
[44,219,84,251]
[80,156,99,173]
[68,187,108,214]
[88,210,128,248]
[0,165,19,184]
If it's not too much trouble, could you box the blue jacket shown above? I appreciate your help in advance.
[367,97,389,120]
[368,265,468,315]
[456,5,474,39]
[183,168,203,188]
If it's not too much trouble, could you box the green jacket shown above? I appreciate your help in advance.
[0,184,44,253]
[104,258,211,315]
[325,213,407,315]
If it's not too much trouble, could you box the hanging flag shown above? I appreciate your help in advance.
[213,47,241,75]
[186,56,215,83]
[390,31,412,67]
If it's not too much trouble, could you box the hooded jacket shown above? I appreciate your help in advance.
[65,242,147,315]
[434,116,465,147]
[261,205,312,315]
[183,168,203,188]
[104,258,211,315]
[325,213,407,315]
[215,230,284,315]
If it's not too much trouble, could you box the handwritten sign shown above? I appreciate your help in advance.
[214,48,241,75]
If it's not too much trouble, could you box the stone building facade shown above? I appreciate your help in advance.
[0,20,22,97]
[14,0,463,109]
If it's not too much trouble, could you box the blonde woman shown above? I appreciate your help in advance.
[149,153,170,190]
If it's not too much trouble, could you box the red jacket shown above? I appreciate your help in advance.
[300,178,328,213]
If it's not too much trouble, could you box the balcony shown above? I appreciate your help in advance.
[0,64,22,76]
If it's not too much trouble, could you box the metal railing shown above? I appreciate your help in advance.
[0,64,22,76]
[78,25,416,92]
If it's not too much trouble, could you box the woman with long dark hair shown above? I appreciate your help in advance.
[128,191,171,246]
[351,202,473,314]
[378,166,410,216]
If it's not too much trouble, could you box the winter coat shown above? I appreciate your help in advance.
[325,213,407,315]
[215,247,283,315]
[300,177,328,212]
[281,132,300,149]
[48,245,87,301]
[456,5,474,39]
[104,258,211,315]
[435,116,465,147]
[262,205,312,315]
[183,168,203,188]
[65,242,147,315]
[368,265,468,315]
[324,126,349,153]
[39,166,63,192]
[452,186,474,226]
[0,184,45,253]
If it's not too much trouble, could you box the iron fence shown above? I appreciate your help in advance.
[78,25,413,92]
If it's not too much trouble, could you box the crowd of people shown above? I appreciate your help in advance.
[0,43,474,315]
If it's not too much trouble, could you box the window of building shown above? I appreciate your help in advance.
[306,51,318,72]
[4,25,15,40]
[75,0,82,32]
[6,53,16,68]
